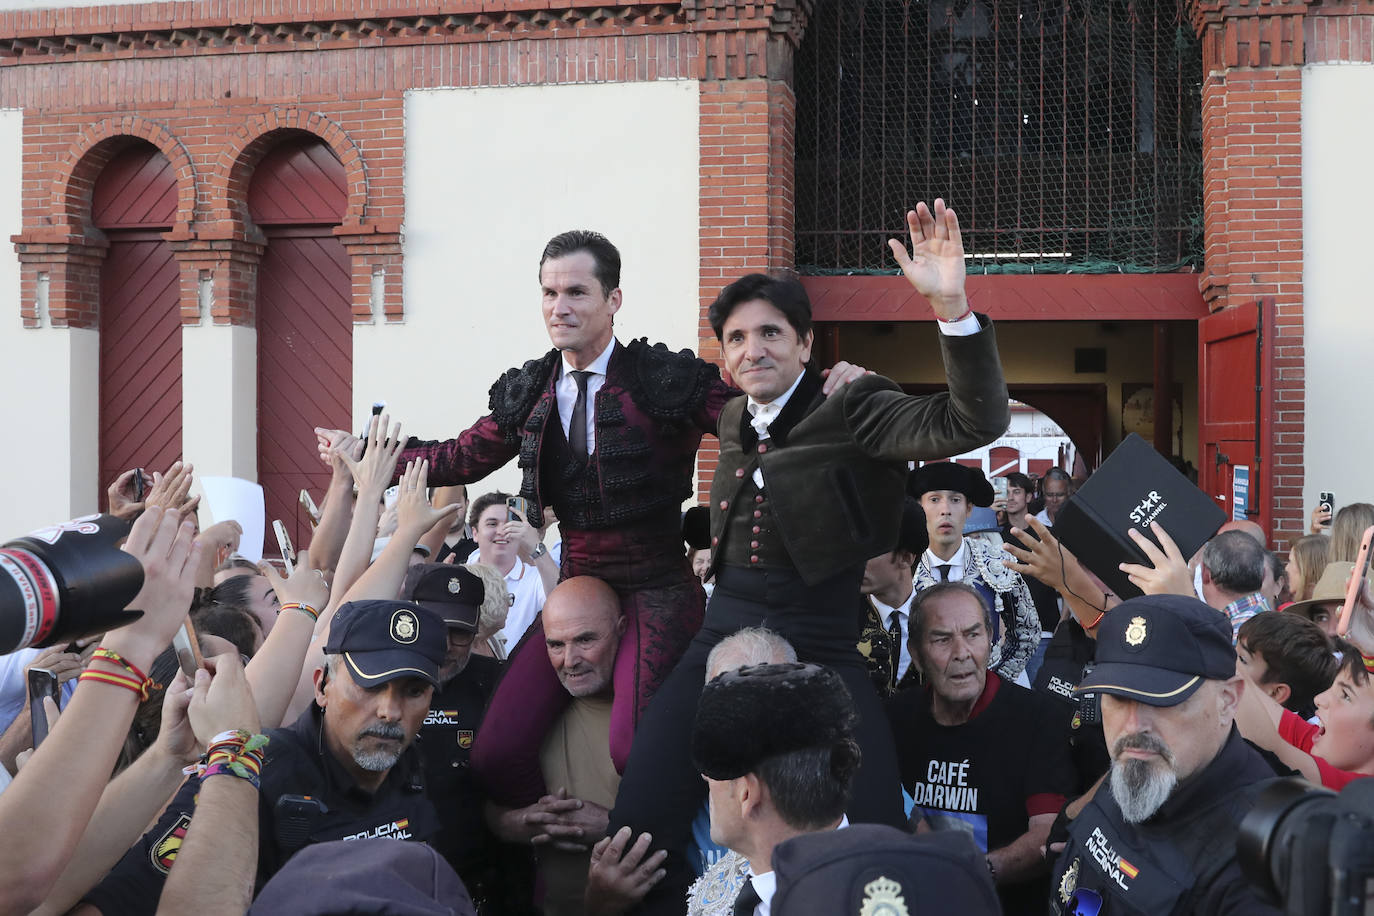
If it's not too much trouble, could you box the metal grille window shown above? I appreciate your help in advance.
[794,0,1204,274]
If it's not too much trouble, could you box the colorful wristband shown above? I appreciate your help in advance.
[78,667,150,700]
[280,602,320,622]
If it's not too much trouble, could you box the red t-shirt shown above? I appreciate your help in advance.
[1279,709,1371,790]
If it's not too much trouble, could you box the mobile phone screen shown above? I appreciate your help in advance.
[171,620,205,680]
[1338,525,1374,638]
[27,668,58,748]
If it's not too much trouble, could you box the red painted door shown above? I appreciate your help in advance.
[250,138,350,554]
[94,145,181,502]
[988,446,1021,477]
[1198,299,1274,540]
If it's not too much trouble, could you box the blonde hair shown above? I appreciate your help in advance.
[463,563,509,637]
[1288,534,1331,603]
[1331,503,1374,564]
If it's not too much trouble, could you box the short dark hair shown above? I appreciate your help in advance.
[908,581,991,648]
[1005,472,1033,493]
[469,491,512,530]
[1237,612,1337,717]
[1202,530,1269,595]
[756,742,860,831]
[708,273,813,342]
[540,230,621,297]
[206,574,258,617]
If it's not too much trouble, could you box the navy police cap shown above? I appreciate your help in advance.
[324,599,447,688]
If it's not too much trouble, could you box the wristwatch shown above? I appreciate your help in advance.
[529,542,548,561]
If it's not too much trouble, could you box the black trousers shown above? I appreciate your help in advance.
[608,564,905,914]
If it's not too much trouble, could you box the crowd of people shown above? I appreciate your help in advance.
[0,204,1371,916]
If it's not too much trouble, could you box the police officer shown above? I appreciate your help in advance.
[81,599,447,914]
[406,564,504,898]
[1048,594,1282,916]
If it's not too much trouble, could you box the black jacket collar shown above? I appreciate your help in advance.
[738,367,825,448]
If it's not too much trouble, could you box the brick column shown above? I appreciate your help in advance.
[689,0,810,502]
[335,222,403,325]
[1190,0,1309,547]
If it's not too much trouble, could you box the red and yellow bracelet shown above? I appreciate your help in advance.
[78,667,150,699]
[85,647,160,700]
[280,602,320,622]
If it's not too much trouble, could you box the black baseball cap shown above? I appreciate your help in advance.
[1075,593,1237,707]
[324,600,447,688]
[406,564,483,633]
[771,824,1000,915]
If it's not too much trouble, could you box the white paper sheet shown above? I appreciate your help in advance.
[197,477,266,563]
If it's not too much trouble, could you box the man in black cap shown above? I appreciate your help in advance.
[688,662,863,916]
[81,600,449,914]
[857,498,929,697]
[909,461,1038,681]
[404,564,505,900]
[1048,594,1282,916]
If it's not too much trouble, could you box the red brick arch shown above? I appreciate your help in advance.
[53,117,196,234]
[210,109,367,233]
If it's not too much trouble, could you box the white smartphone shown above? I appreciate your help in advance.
[273,519,296,576]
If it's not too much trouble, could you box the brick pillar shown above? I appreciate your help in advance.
[336,223,403,325]
[689,0,810,503]
[10,232,106,329]
[1190,0,1309,547]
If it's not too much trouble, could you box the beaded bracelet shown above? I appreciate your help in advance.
[78,667,150,700]
[280,602,320,622]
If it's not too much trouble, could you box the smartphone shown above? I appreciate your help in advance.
[273,519,296,576]
[1319,491,1335,527]
[171,618,205,679]
[299,489,321,526]
[27,667,59,748]
[133,468,147,503]
[506,496,530,523]
[1337,525,1374,638]
[993,476,1009,504]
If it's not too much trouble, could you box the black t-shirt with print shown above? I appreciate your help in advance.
[886,673,1075,916]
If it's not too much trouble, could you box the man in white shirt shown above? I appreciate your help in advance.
[468,491,559,651]
[857,498,928,696]
[689,662,860,916]
[1032,467,1071,526]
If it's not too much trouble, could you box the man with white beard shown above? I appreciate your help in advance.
[1048,594,1282,916]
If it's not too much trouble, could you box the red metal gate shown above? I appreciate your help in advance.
[1198,299,1274,540]
[249,137,350,553]
[94,145,181,502]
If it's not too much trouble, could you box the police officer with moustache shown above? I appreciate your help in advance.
[405,565,504,898]
[1048,594,1282,916]
[80,600,448,914]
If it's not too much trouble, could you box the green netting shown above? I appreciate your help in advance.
[794,0,1205,275]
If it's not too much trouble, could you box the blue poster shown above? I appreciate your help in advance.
[1232,466,1250,522]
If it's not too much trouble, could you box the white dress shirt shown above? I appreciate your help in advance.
[921,541,969,584]
[871,590,916,679]
[556,337,617,457]
[746,370,807,488]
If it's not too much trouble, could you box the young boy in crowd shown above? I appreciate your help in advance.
[1236,612,1338,721]
[1236,636,1374,790]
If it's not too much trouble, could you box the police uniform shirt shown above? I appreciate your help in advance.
[1049,728,1282,916]
[885,672,1074,916]
[1032,618,1111,795]
[82,704,440,915]
[418,654,499,874]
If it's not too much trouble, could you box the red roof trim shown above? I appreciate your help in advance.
[802,273,1208,322]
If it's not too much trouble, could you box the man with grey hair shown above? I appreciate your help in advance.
[1199,529,1273,642]
[83,600,449,912]
[1048,594,1281,916]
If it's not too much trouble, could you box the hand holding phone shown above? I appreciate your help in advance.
[506,496,531,523]
[171,619,206,680]
[1318,491,1335,528]
[273,519,296,576]
[27,668,59,748]
[299,489,321,526]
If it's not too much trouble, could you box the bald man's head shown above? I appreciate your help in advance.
[1219,519,1266,546]
[543,576,625,698]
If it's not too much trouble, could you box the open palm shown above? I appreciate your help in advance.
[888,199,969,319]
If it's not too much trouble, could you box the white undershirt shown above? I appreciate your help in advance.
[556,337,616,456]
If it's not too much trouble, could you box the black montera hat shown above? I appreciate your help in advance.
[1075,593,1236,707]
[771,824,1000,915]
[907,462,995,507]
[691,662,856,780]
[324,600,447,688]
[407,564,484,632]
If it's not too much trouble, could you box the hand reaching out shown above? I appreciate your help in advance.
[1118,522,1195,598]
[338,415,405,498]
[106,469,146,520]
[888,199,970,320]
[261,561,330,614]
[819,360,872,396]
[105,506,203,662]
[395,460,460,540]
[1001,516,1075,594]
[188,653,261,742]
[586,827,668,916]
[145,461,201,516]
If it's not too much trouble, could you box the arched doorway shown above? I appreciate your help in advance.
[248,135,351,554]
[93,142,182,502]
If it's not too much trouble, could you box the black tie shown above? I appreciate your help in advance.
[936,564,952,582]
[886,613,903,657]
[733,877,761,916]
[568,370,591,464]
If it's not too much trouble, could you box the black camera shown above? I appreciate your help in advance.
[0,514,145,653]
[1238,777,1374,915]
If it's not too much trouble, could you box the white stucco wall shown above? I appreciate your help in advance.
[359,79,701,499]
[0,110,103,533]
[182,323,257,481]
[1302,64,1374,523]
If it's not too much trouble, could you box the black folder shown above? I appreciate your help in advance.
[1051,434,1227,600]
